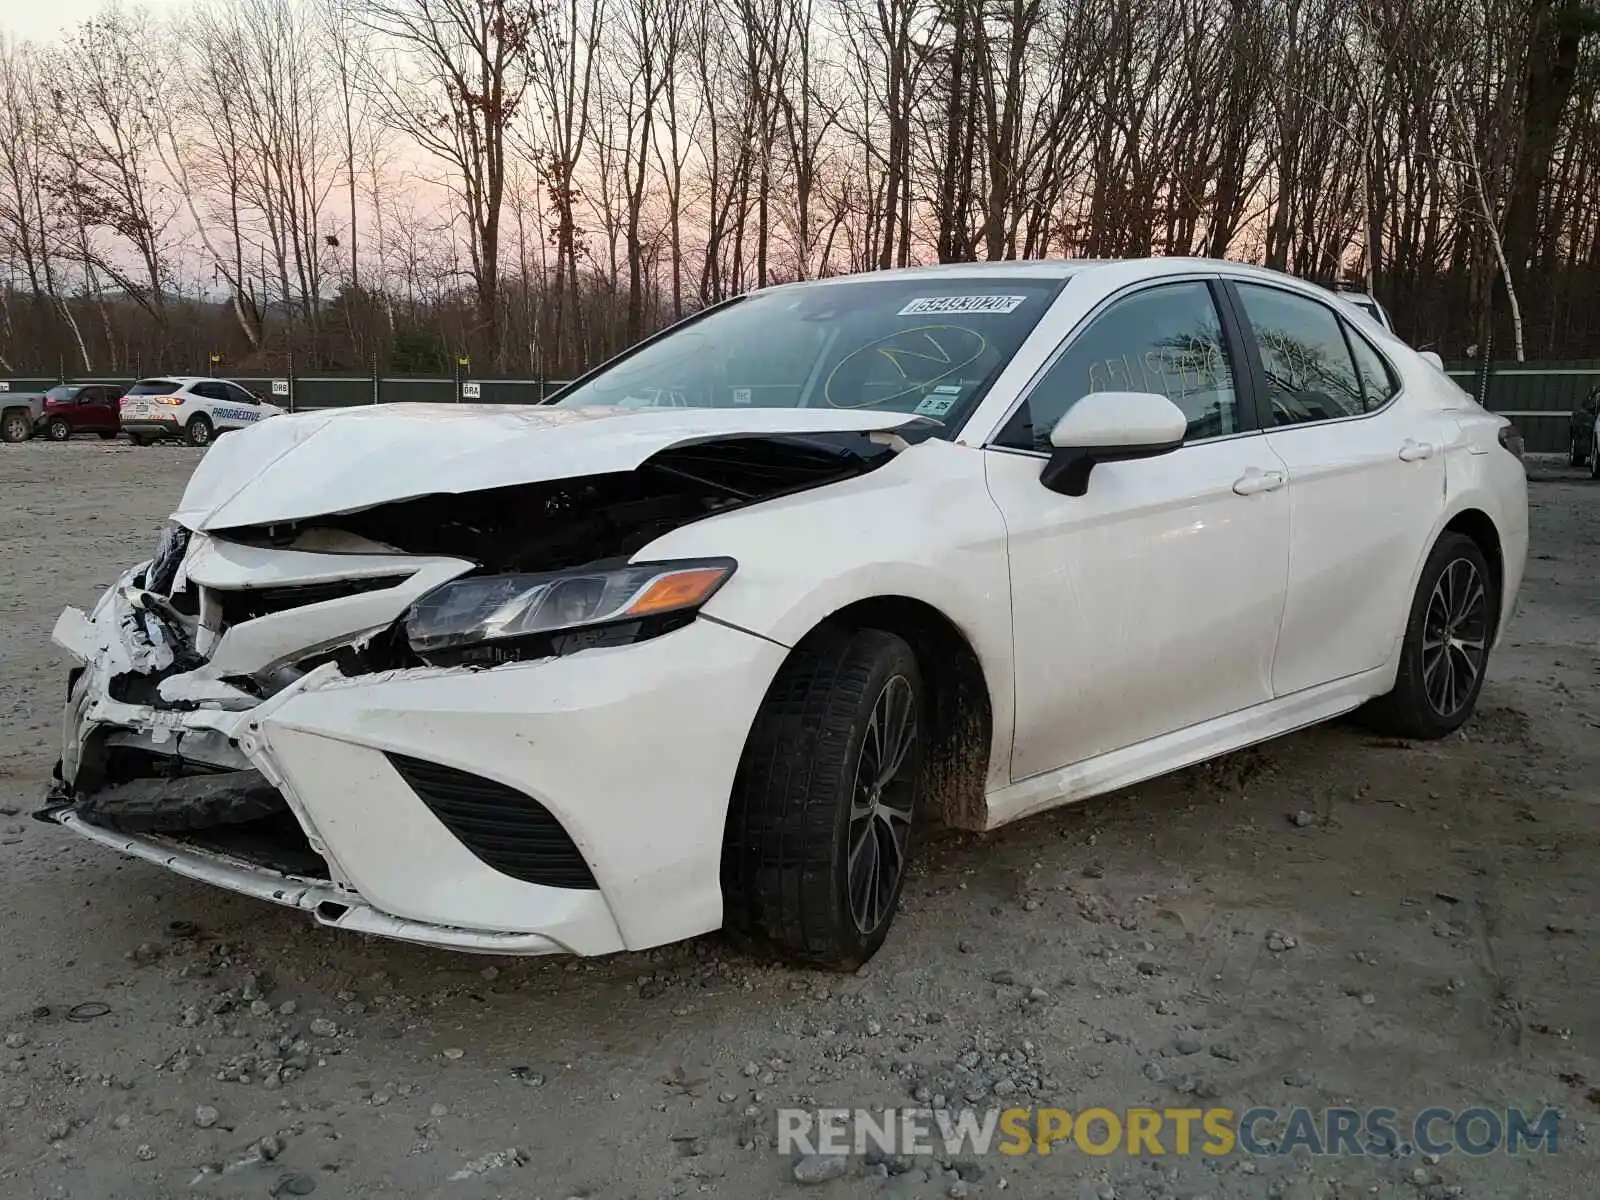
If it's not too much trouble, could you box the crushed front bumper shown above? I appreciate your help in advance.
[48,546,787,956]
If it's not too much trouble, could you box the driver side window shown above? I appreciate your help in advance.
[997,282,1240,451]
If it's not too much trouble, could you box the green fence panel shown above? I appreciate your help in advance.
[379,377,456,405]
[290,377,377,410]
[468,379,571,404]
[1444,359,1599,452]
[0,378,60,395]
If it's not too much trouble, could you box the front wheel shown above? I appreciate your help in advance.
[722,628,925,969]
[47,417,72,441]
[1364,532,1495,739]
[0,410,30,442]
[184,414,213,447]
[1571,435,1587,468]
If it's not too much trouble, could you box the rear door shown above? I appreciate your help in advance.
[1225,280,1448,696]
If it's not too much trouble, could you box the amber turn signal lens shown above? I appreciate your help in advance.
[623,567,733,617]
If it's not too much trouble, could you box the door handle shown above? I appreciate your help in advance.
[1399,440,1435,462]
[1232,468,1287,496]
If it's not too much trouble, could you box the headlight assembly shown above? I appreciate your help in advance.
[403,557,737,665]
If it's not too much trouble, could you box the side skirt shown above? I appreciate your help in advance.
[982,667,1391,831]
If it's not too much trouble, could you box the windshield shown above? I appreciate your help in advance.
[45,386,81,402]
[127,379,181,396]
[552,277,1069,431]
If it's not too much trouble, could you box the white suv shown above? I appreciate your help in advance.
[119,377,284,447]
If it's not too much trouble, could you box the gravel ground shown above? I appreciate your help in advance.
[0,438,1596,1200]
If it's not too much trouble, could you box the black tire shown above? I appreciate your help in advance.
[184,414,213,447]
[1571,436,1586,468]
[0,409,29,443]
[126,433,147,446]
[76,769,287,833]
[1363,532,1495,740]
[1591,442,1600,481]
[722,627,925,969]
[47,417,72,441]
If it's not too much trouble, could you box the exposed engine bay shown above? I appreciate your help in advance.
[216,431,897,572]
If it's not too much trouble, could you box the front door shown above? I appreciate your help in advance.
[982,279,1291,781]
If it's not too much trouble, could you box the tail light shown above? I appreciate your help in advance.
[154,396,183,406]
[1497,423,1524,463]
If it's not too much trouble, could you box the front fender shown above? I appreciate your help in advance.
[637,438,1018,793]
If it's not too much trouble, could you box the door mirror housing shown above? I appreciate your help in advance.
[1039,391,1188,496]
[1418,350,1445,372]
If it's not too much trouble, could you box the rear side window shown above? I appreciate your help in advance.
[1235,284,1364,425]
[45,386,81,402]
[127,379,181,396]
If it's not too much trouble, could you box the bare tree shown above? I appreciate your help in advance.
[355,0,536,363]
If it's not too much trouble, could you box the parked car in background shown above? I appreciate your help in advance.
[1333,287,1396,333]
[1569,385,1599,469]
[1,390,48,442]
[41,384,123,441]
[43,258,1528,969]
[119,377,284,447]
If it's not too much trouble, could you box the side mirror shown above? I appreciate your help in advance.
[1418,350,1444,372]
[1040,391,1188,497]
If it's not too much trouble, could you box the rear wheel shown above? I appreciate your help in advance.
[1571,435,1587,468]
[126,433,147,447]
[722,627,924,969]
[1591,438,1600,480]
[1364,532,1494,739]
[184,414,213,447]
[0,410,29,443]
[47,417,72,441]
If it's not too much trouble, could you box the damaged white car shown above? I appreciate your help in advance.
[40,259,1529,968]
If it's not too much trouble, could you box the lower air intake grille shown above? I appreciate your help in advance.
[385,754,598,890]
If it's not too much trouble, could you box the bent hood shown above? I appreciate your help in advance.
[173,403,926,531]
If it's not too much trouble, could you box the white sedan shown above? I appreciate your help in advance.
[41,259,1528,968]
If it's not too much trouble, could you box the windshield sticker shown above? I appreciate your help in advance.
[731,387,752,404]
[914,392,960,417]
[898,295,1027,316]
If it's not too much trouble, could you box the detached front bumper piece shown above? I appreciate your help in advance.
[49,547,787,956]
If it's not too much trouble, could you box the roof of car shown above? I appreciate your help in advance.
[766,257,1344,292]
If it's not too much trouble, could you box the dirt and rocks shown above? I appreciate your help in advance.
[0,438,1596,1200]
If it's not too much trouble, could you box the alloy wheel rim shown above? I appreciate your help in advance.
[846,674,917,934]
[192,424,209,445]
[1421,557,1488,718]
